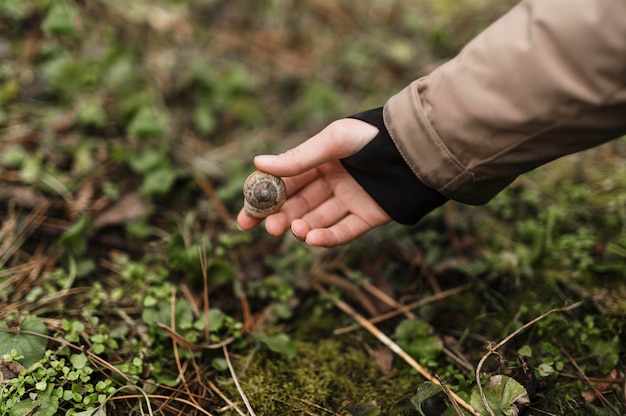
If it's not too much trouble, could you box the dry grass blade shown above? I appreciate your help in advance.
[436,374,464,416]
[558,344,620,416]
[362,282,416,319]
[333,283,473,335]
[156,321,234,350]
[207,380,247,416]
[199,240,211,344]
[0,258,48,295]
[0,202,50,267]
[168,289,203,411]
[192,172,232,225]
[105,394,215,416]
[267,388,342,415]
[315,283,481,416]
[475,301,583,416]
[223,345,257,416]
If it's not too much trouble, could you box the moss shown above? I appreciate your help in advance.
[222,339,421,414]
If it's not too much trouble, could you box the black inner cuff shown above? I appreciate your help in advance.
[341,107,447,225]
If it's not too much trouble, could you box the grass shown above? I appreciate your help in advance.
[1,0,625,415]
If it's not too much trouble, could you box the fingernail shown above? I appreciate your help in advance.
[290,225,305,242]
[255,155,277,164]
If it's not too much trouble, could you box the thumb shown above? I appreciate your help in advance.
[254,119,378,177]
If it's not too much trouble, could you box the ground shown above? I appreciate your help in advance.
[0,1,625,415]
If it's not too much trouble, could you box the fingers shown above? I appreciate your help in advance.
[291,214,385,248]
[290,195,391,248]
[254,119,378,177]
[264,174,334,236]
[236,118,381,245]
[236,168,320,231]
[280,169,321,198]
[236,170,335,234]
[236,208,262,231]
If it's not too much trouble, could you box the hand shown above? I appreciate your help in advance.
[236,118,391,247]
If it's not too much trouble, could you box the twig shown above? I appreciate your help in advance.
[363,281,473,373]
[207,380,247,416]
[192,172,232,225]
[106,394,214,416]
[0,258,48,294]
[239,288,256,332]
[475,301,583,416]
[436,374,464,416]
[156,322,234,350]
[199,241,211,344]
[311,268,378,316]
[169,289,201,409]
[223,345,256,416]
[333,283,473,335]
[315,283,481,416]
[267,388,342,415]
[362,282,416,319]
[557,343,620,416]
[0,201,50,267]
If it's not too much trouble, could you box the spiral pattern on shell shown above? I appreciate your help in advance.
[243,171,286,218]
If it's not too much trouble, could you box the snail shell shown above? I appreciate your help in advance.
[243,171,286,218]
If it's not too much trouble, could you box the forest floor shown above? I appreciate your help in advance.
[0,1,625,415]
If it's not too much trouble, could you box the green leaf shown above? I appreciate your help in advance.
[140,166,177,197]
[1,145,26,168]
[104,54,138,91]
[0,0,32,20]
[0,315,48,368]
[410,382,444,416]
[517,345,532,357]
[587,335,620,374]
[9,400,37,416]
[128,148,165,173]
[469,375,529,416]
[41,3,77,35]
[71,353,88,370]
[389,398,420,416]
[211,357,228,371]
[76,98,107,129]
[56,215,92,256]
[394,319,443,362]
[208,308,226,332]
[193,99,217,135]
[253,333,297,360]
[168,233,202,276]
[207,259,235,286]
[32,385,59,416]
[126,106,168,138]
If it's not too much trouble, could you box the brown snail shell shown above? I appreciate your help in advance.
[243,171,286,218]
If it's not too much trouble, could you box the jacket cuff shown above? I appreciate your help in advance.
[340,107,448,225]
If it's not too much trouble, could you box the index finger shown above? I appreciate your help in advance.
[254,119,377,177]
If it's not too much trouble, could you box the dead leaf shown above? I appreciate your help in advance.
[374,346,394,375]
[581,369,620,403]
[0,186,48,209]
[92,193,148,229]
[68,180,95,219]
[49,110,76,134]
[0,359,24,384]
[147,6,192,41]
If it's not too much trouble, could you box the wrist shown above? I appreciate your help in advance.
[341,107,448,225]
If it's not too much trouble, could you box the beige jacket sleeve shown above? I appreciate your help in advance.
[384,0,626,205]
